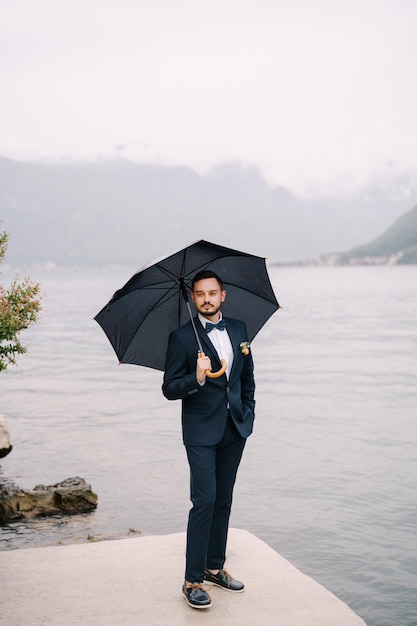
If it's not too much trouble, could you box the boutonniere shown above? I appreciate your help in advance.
[239,341,250,355]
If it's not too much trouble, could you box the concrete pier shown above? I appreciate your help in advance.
[0,528,366,625]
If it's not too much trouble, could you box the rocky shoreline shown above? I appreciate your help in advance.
[0,476,98,524]
[1,413,97,525]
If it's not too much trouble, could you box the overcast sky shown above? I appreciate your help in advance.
[1,0,416,197]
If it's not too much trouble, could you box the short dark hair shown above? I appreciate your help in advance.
[192,270,223,291]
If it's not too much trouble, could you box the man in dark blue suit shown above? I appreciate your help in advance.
[162,270,255,609]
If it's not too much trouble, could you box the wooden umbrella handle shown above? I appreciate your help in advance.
[199,352,227,378]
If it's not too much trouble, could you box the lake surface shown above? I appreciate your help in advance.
[1,265,416,626]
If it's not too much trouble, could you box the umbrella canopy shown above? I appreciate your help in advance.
[94,239,280,371]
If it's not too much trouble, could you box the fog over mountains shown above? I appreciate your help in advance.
[1,156,416,268]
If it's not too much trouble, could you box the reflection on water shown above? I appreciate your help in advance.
[0,514,144,550]
[1,265,417,626]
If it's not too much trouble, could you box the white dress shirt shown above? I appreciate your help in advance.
[198,312,234,379]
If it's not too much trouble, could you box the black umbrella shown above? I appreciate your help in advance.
[94,239,280,374]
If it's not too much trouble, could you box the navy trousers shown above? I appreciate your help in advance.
[184,413,246,583]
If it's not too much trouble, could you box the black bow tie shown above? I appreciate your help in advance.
[205,319,226,333]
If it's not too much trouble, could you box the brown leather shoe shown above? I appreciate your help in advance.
[204,568,245,592]
[182,582,212,609]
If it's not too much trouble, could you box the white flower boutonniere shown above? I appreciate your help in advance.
[239,341,250,355]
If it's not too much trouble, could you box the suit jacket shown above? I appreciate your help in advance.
[162,316,255,446]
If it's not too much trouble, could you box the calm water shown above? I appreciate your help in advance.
[1,265,416,626]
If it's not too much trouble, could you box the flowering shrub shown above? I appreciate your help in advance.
[0,229,42,371]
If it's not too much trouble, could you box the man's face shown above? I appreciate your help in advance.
[191,277,226,320]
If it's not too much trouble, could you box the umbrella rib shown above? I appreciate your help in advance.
[154,263,182,282]
[224,282,278,306]
[119,284,181,362]
[143,283,180,314]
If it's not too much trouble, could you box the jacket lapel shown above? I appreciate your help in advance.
[194,317,222,366]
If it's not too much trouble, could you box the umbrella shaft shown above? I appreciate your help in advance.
[186,300,204,354]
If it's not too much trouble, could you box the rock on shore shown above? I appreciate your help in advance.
[0,477,98,524]
[0,414,13,458]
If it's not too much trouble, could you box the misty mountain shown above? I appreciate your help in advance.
[338,203,417,264]
[1,156,416,267]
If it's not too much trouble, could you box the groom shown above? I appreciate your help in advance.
[162,269,255,609]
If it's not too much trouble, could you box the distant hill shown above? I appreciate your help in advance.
[1,156,416,267]
[336,204,417,264]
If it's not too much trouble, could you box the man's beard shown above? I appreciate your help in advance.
[197,304,221,318]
